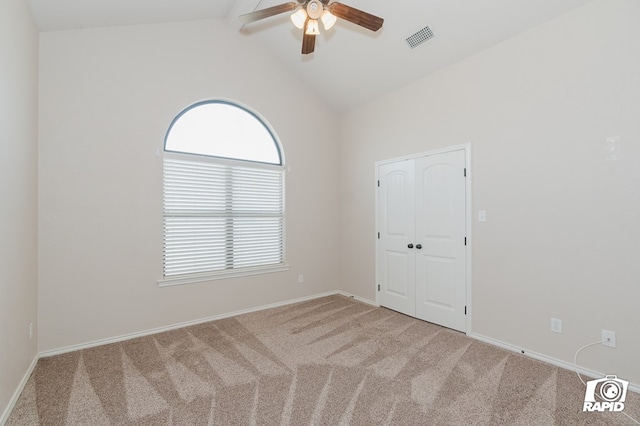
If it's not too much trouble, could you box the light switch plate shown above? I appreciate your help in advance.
[478,210,487,222]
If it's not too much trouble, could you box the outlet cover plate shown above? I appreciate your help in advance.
[602,330,616,347]
[551,318,562,334]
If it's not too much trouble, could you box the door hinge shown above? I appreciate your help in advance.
[465,306,467,315]
[377,284,380,291]
[377,180,380,187]
[464,237,467,246]
[377,232,380,239]
[464,168,467,177]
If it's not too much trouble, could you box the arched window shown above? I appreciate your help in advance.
[165,101,282,164]
[161,100,288,285]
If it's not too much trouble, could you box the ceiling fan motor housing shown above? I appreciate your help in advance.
[306,0,323,19]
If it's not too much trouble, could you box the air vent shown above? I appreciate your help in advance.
[405,25,435,49]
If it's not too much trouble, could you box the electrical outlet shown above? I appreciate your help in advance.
[298,274,304,284]
[551,318,562,334]
[29,323,33,340]
[602,330,616,348]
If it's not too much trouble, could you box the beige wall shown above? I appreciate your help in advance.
[0,0,39,419]
[21,0,640,407]
[38,19,341,352]
[339,0,640,384]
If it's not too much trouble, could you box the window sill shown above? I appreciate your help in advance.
[157,264,291,288]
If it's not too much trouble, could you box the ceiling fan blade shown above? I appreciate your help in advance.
[302,32,316,54]
[302,18,316,54]
[329,3,384,32]
[239,2,299,25]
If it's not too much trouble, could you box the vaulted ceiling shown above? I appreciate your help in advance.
[27,0,593,111]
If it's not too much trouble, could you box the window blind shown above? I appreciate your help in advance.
[163,157,284,278]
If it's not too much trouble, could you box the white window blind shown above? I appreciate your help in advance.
[163,156,284,278]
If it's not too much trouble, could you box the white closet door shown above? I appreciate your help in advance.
[377,160,416,317]
[414,150,467,332]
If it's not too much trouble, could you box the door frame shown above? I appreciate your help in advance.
[375,143,472,334]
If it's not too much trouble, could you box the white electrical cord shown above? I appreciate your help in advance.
[573,340,605,386]
[573,340,640,425]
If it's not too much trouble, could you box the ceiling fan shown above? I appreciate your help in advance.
[239,0,384,54]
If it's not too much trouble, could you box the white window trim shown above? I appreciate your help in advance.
[157,263,291,287]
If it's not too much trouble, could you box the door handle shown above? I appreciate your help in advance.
[416,244,422,249]
[408,244,414,249]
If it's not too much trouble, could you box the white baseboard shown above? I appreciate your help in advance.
[0,354,38,426]
[468,332,640,394]
[334,290,378,307]
[39,291,343,358]
[40,291,380,358]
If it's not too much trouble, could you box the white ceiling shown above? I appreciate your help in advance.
[27,0,593,111]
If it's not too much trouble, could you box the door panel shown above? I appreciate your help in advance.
[377,160,415,317]
[385,251,409,296]
[424,163,457,240]
[386,172,410,236]
[424,255,455,308]
[415,150,466,332]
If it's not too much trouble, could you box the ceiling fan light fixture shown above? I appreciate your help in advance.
[320,10,337,30]
[305,19,320,35]
[240,0,384,55]
[290,8,307,30]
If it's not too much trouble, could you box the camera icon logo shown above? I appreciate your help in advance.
[583,375,628,412]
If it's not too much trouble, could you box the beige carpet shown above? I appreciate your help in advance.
[7,295,639,425]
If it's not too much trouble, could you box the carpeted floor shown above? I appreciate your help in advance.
[7,295,639,425]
